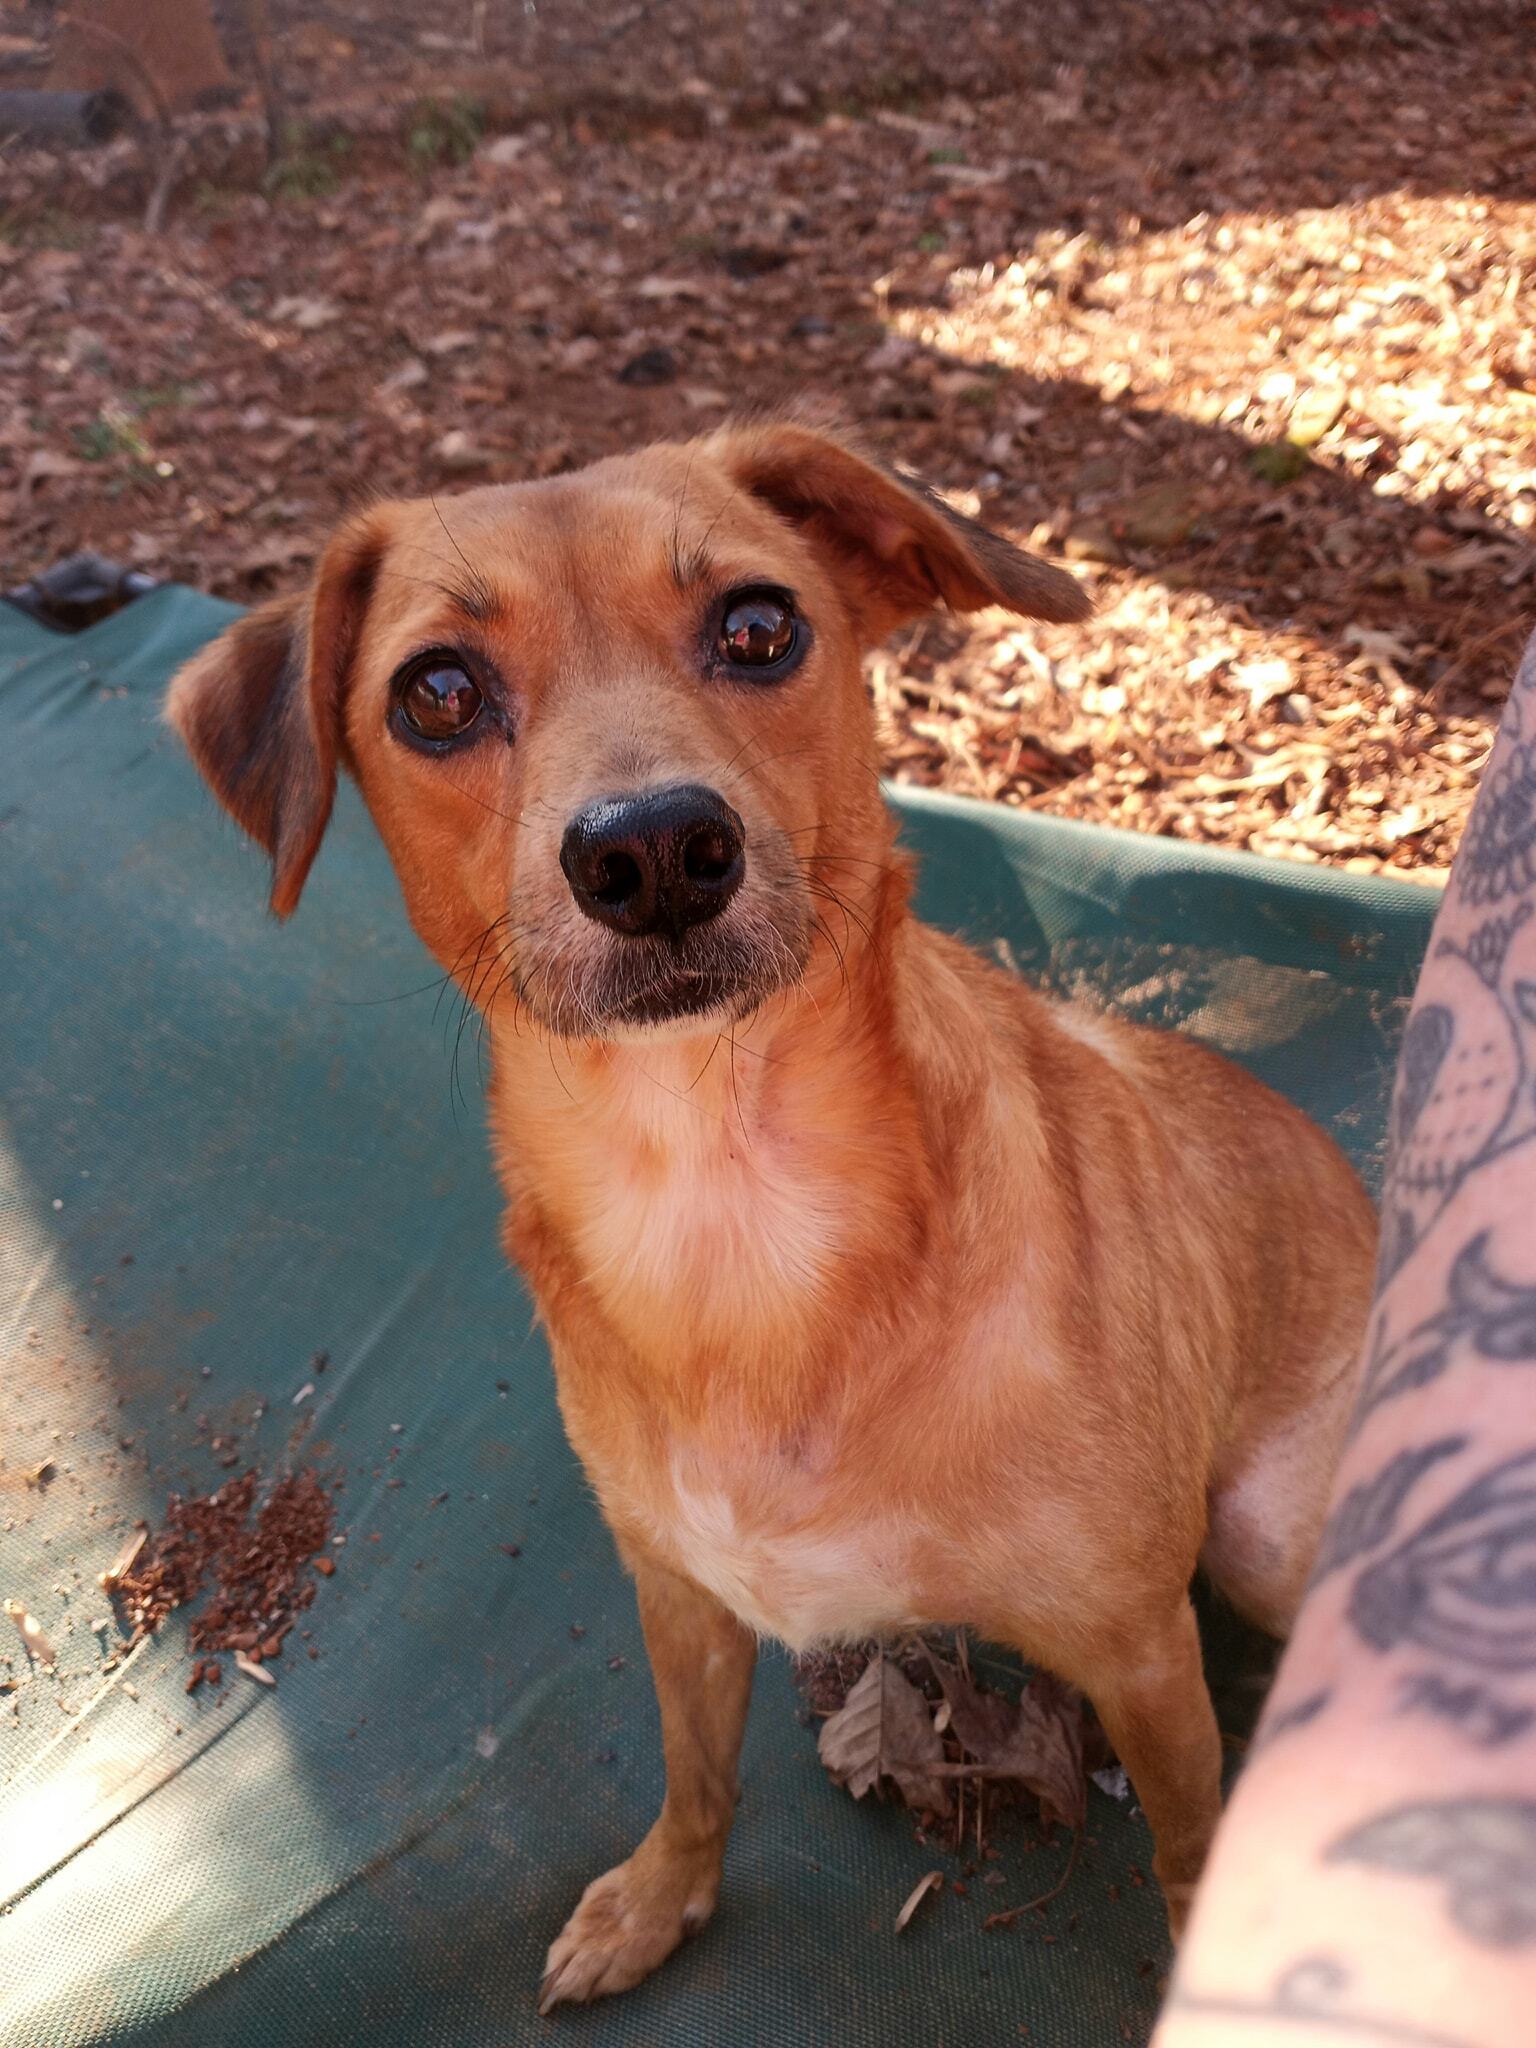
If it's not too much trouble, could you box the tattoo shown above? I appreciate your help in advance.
[1354,1231,1536,1429]
[1351,1448,1536,1672]
[1374,650,1536,1283]
[1328,1800,1536,1948]
[1311,1439,1466,1580]
[1167,1954,1475,2047]
[1255,1687,1332,1749]
[1442,900,1532,992]
[1398,1670,1535,1748]
[1456,723,1536,907]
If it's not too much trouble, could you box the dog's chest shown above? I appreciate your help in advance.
[635,1446,922,1651]
[562,1066,843,1340]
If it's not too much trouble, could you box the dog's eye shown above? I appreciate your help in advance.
[397,658,484,743]
[718,589,797,671]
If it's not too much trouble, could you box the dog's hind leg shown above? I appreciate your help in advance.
[1070,1594,1224,1940]
[1201,1339,1364,1639]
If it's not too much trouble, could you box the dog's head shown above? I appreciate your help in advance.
[167,421,1087,1039]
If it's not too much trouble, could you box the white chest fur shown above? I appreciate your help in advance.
[649,1451,922,1652]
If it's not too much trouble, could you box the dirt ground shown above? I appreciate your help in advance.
[3,0,1534,880]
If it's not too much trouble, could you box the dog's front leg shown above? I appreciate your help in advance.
[540,1554,757,2013]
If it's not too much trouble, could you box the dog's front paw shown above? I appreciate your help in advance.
[539,1838,720,2014]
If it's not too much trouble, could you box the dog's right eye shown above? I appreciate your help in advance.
[394,657,484,744]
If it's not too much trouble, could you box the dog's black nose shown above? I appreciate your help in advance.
[560,784,745,939]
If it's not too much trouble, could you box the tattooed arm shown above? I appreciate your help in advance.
[1155,633,1536,2048]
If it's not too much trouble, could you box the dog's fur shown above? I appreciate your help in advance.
[167,422,1376,2008]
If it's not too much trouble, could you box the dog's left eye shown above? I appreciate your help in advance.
[396,658,484,743]
[718,589,797,671]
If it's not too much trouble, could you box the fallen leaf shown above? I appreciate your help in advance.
[616,346,680,387]
[238,534,313,577]
[422,329,478,356]
[269,295,340,332]
[1248,439,1311,484]
[635,276,705,300]
[1231,657,1294,707]
[817,1655,953,1816]
[477,134,528,167]
[21,449,83,496]
[1289,386,1347,446]
[1113,481,1199,549]
[926,1651,1086,1830]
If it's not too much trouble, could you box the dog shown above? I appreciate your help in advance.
[167,420,1377,2009]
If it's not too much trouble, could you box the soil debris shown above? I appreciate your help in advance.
[111,1468,335,1657]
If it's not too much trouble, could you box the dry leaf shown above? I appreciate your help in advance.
[894,1869,944,1932]
[926,1652,1086,1830]
[270,295,340,331]
[817,1655,953,1816]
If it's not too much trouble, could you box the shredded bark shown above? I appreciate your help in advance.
[1,0,1528,879]
[111,1468,334,1654]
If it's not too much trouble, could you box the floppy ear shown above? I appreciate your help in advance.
[165,515,385,917]
[711,420,1090,641]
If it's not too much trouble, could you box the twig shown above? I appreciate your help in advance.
[143,132,188,234]
[981,1826,1083,1930]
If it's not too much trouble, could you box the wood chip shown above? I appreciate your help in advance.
[98,1526,147,1590]
[895,1870,944,1933]
[3,1598,56,1670]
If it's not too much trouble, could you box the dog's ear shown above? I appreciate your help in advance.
[712,420,1090,641]
[165,514,386,917]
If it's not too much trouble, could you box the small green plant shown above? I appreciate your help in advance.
[958,377,1001,412]
[1249,439,1312,485]
[128,381,199,415]
[927,145,967,165]
[192,179,244,217]
[71,402,174,493]
[406,95,485,172]
[264,123,351,201]
[73,410,151,467]
[916,230,947,254]
[0,205,90,251]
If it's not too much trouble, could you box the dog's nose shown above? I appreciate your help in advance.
[560,784,746,939]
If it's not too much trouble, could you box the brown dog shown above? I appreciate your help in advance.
[167,422,1376,2009]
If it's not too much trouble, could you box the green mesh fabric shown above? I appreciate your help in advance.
[0,588,1435,2046]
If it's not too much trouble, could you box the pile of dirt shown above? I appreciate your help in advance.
[110,1468,335,1668]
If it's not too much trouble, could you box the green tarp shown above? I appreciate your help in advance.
[1,586,1435,2046]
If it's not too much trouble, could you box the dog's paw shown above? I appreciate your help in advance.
[539,1844,719,2014]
